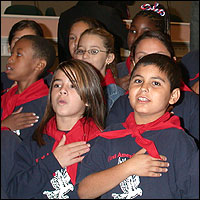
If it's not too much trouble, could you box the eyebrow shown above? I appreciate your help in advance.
[53,79,62,82]
[78,45,101,49]
[132,74,166,83]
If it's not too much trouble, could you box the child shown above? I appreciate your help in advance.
[1,35,56,140]
[6,59,105,198]
[106,31,199,144]
[7,59,169,199]
[116,2,170,91]
[68,17,104,59]
[77,54,199,199]
[75,28,125,112]
[1,20,53,95]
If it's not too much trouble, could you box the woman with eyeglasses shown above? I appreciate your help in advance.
[75,28,125,113]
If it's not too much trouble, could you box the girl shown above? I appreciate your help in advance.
[116,2,170,91]
[1,35,56,139]
[75,28,125,112]
[59,16,103,62]
[7,59,170,199]
[7,59,105,199]
[68,17,104,59]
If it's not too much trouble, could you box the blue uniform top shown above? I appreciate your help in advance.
[77,117,199,199]
[180,50,199,88]
[1,79,50,140]
[6,129,98,199]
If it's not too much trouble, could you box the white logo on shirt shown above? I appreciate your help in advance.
[112,157,143,199]
[43,168,74,199]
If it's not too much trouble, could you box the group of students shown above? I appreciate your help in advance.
[1,2,199,199]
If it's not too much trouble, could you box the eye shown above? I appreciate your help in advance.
[69,35,76,40]
[132,78,142,84]
[75,49,85,55]
[152,81,161,86]
[17,52,22,57]
[69,83,76,89]
[90,49,99,55]
[53,83,61,88]
[129,29,137,34]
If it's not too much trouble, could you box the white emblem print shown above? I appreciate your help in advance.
[43,168,74,199]
[112,157,143,199]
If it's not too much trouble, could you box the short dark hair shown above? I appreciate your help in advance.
[8,20,44,46]
[131,31,175,60]
[18,35,56,79]
[130,53,182,92]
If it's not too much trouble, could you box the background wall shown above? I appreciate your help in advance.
[9,1,191,22]
[1,1,193,72]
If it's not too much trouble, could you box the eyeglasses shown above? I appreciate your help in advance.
[75,48,108,56]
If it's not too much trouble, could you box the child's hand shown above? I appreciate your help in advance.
[53,135,91,168]
[1,107,39,131]
[125,148,169,177]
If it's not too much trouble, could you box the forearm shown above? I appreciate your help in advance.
[78,162,130,199]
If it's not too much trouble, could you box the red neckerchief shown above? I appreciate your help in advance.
[99,112,183,159]
[180,80,192,92]
[101,69,116,87]
[126,55,132,74]
[1,79,49,121]
[44,116,101,185]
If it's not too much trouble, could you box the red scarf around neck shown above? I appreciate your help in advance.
[101,68,116,87]
[1,79,49,121]
[99,112,183,159]
[180,80,192,92]
[44,116,101,185]
[126,55,132,74]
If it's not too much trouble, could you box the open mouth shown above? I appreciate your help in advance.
[6,66,13,71]
[138,97,150,102]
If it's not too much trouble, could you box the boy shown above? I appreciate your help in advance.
[77,54,199,199]
[1,35,56,140]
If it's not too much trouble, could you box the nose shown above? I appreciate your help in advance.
[7,55,14,64]
[82,51,90,59]
[140,82,149,92]
[59,87,68,95]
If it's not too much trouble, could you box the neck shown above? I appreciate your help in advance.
[17,77,38,94]
[56,115,82,131]
[100,69,106,78]
[134,111,166,125]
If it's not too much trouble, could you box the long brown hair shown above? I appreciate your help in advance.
[32,59,106,146]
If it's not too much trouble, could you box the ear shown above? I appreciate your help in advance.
[35,59,47,72]
[106,53,115,65]
[130,58,135,72]
[169,88,180,105]
[8,45,11,54]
